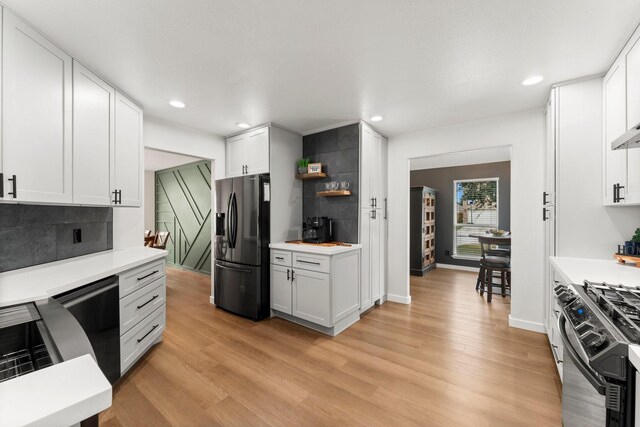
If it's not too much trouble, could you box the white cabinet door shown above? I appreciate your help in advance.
[603,58,627,205]
[626,38,640,204]
[544,92,556,206]
[379,136,388,301]
[73,61,114,205]
[271,264,292,314]
[247,127,269,175]
[370,209,382,302]
[2,10,72,203]
[360,209,373,312]
[226,133,247,178]
[293,268,331,327]
[113,92,142,207]
[360,125,373,209]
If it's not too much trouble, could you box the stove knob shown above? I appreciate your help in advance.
[587,331,608,351]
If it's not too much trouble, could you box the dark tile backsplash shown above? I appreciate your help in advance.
[0,204,113,272]
[303,123,360,243]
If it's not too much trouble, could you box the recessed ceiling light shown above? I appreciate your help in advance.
[370,115,383,122]
[521,75,544,86]
[237,122,251,129]
[169,100,185,108]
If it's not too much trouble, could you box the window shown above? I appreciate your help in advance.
[453,178,499,258]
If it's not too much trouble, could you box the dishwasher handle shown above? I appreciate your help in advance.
[55,275,119,307]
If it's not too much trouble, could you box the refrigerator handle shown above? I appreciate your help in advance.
[231,192,238,248]
[227,193,233,248]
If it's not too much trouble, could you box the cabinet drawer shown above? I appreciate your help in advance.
[119,259,165,298]
[271,250,292,266]
[120,276,166,335]
[293,253,330,273]
[121,304,165,373]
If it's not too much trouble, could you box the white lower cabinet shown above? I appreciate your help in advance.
[269,247,361,336]
[292,268,331,327]
[546,266,564,381]
[118,258,167,374]
[271,264,292,314]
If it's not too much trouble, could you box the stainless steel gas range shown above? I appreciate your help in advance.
[555,280,640,426]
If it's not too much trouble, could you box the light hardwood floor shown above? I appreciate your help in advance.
[100,267,562,426]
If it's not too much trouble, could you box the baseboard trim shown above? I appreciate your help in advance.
[436,263,480,273]
[509,315,545,333]
[209,296,215,305]
[387,294,411,304]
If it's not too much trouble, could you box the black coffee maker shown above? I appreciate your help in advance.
[302,217,334,244]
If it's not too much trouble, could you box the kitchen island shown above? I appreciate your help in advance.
[269,242,362,336]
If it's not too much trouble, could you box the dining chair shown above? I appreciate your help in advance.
[476,236,511,303]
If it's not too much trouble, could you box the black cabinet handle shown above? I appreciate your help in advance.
[618,184,625,202]
[543,192,549,205]
[384,197,388,220]
[8,175,16,198]
[542,207,549,221]
[137,295,159,309]
[112,190,118,204]
[557,360,563,364]
[291,270,295,280]
[0,173,3,198]
[287,269,290,280]
[275,256,284,261]
[297,260,321,265]
[552,344,558,349]
[118,189,122,204]
[137,324,159,343]
[137,270,159,281]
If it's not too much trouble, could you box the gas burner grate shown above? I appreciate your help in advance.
[0,344,52,383]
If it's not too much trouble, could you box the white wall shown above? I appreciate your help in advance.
[556,78,640,258]
[144,170,155,231]
[113,116,226,251]
[388,109,545,331]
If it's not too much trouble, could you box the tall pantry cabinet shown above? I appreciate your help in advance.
[359,123,388,313]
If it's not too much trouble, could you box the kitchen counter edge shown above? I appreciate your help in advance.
[269,242,362,255]
[0,247,168,307]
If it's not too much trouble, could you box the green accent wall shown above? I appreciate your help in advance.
[155,160,212,274]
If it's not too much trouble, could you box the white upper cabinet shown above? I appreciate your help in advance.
[113,92,143,207]
[226,126,270,178]
[360,124,384,210]
[625,38,640,204]
[73,61,114,205]
[603,57,628,205]
[543,92,556,206]
[2,10,72,203]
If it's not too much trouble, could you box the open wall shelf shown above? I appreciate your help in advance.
[317,190,352,197]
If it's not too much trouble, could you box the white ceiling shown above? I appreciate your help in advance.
[144,149,203,171]
[5,0,640,137]
[410,146,511,170]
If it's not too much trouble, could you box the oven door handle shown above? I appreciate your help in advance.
[558,313,607,395]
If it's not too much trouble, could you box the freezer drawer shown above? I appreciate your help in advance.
[214,260,267,320]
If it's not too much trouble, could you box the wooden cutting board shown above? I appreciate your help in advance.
[285,240,352,247]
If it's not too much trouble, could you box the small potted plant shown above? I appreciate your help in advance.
[297,158,310,174]
[632,228,640,256]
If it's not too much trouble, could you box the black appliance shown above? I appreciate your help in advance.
[554,280,640,426]
[55,275,121,384]
[302,217,333,244]
[214,174,270,321]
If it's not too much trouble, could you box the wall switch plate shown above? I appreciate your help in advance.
[73,228,82,244]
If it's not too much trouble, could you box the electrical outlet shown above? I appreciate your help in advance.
[73,228,82,244]
[445,250,450,256]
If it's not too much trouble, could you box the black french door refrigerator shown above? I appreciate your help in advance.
[214,174,270,320]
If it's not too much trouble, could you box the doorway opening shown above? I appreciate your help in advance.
[144,148,213,275]
[408,146,511,311]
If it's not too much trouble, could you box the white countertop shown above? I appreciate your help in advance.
[550,256,640,287]
[269,242,362,255]
[0,354,112,427]
[0,247,167,307]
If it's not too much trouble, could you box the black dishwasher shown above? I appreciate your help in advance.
[55,275,121,384]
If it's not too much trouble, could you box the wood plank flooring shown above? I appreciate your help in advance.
[100,267,562,426]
